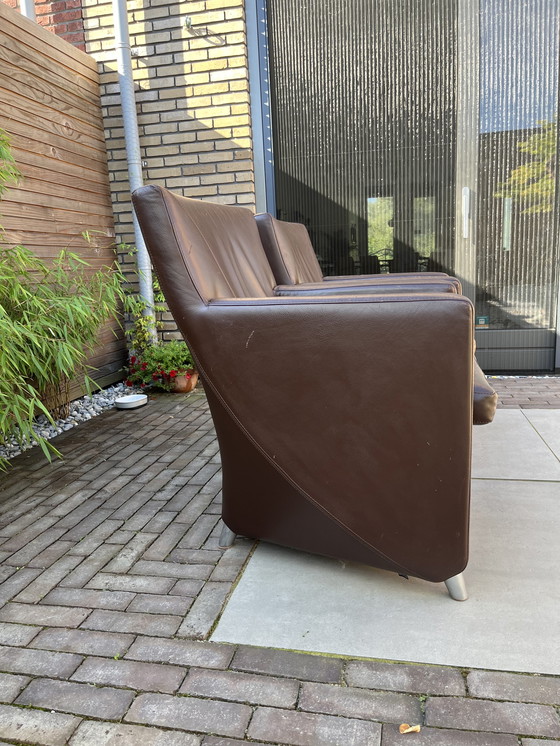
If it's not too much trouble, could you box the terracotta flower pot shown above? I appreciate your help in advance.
[169,369,198,393]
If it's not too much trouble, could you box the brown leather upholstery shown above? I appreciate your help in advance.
[256,213,497,425]
[255,212,458,289]
[132,185,475,587]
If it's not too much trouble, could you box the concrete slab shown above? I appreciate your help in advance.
[472,409,560,481]
[522,410,560,463]
[212,477,560,675]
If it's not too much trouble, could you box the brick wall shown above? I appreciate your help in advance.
[3,0,86,49]
[84,0,257,340]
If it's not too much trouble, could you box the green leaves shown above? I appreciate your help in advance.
[0,244,128,470]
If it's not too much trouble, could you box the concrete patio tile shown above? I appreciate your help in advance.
[522,409,560,461]
[69,721,201,745]
[212,479,560,674]
[471,409,560,480]
[125,692,252,738]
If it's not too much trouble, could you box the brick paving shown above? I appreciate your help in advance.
[0,382,557,745]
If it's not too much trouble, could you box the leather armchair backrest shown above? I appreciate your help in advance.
[255,213,324,285]
[132,185,277,303]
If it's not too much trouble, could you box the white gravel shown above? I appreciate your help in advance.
[0,382,135,462]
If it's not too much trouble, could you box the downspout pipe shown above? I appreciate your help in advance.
[112,0,157,341]
[20,0,36,21]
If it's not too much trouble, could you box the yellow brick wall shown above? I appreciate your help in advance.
[82,0,256,339]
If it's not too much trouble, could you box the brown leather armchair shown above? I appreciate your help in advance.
[256,213,497,426]
[133,185,476,601]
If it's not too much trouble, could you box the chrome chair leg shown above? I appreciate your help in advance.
[444,573,468,601]
[218,521,237,549]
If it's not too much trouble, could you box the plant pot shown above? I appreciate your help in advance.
[169,369,198,393]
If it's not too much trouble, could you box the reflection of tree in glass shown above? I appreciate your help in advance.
[495,120,556,214]
[413,197,435,257]
[367,197,393,258]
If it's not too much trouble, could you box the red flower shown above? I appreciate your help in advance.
[140,382,146,388]
[186,373,191,379]
[141,362,148,370]
[152,373,159,380]
[169,370,177,378]
[125,379,133,386]
[130,356,136,364]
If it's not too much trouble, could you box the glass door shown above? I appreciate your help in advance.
[263,0,560,370]
[458,0,560,370]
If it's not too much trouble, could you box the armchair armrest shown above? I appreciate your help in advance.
[274,277,458,296]
[188,293,474,582]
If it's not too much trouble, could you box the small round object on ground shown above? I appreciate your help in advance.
[115,394,148,409]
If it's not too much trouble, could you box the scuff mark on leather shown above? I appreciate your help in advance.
[245,330,255,348]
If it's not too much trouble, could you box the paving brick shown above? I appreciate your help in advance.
[0,621,40,647]
[17,677,134,718]
[209,541,253,581]
[0,673,30,703]
[202,739,269,746]
[425,696,560,738]
[177,581,231,639]
[30,627,133,657]
[131,560,213,579]
[521,740,560,745]
[59,544,121,587]
[0,602,90,627]
[169,578,206,596]
[87,572,176,594]
[0,645,82,677]
[345,660,466,696]
[468,670,560,705]
[128,593,193,615]
[103,532,158,572]
[381,723,520,745]
[28,540,76,567]
[81,608,181,636]
[69,720,201,745]
[248,706,382,746]
[0,703,79,746]
[42,586,135,610]
[300,681,422,724]
[71,656,186,693]
[126,636,234,668]
[0,568,42,604]
[125,692,252,738]
[13,555,83,603]
[231,645,343,683]
[180,667,299,707]
[67,519,125,556]
[141,524,189,560]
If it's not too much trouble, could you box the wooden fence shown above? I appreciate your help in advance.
[0,1,126,391]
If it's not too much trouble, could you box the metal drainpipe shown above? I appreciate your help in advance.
[20,0,36,20]
[112,0,157,342]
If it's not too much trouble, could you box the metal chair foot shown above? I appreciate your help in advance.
[444,573,468,601]
[218,522,237,549]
